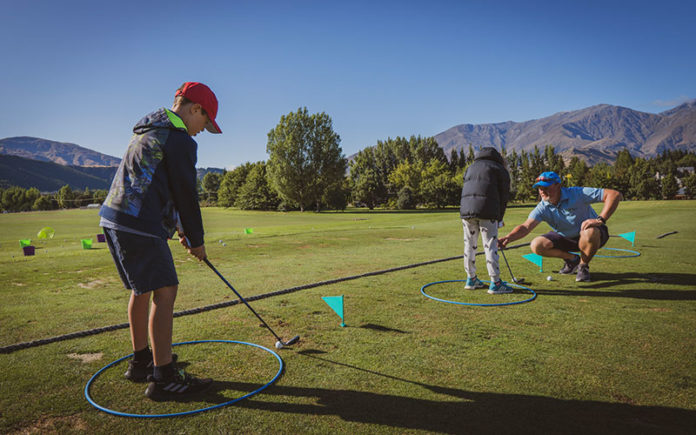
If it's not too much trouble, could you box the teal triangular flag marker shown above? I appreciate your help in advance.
[618,231,636,246]
[522,253,543,272]
[321,295,345,327]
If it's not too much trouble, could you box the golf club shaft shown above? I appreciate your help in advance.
[204,258,284,343]
[499,248,518,283]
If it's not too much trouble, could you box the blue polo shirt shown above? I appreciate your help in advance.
[529,187,604,238]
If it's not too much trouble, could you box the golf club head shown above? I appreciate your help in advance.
[284,335,300,346]
[513,277,526,284]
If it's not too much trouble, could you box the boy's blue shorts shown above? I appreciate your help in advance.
[103,228,178,295]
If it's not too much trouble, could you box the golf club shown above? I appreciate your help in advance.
[500,247,525,284]
[204,258,300,349]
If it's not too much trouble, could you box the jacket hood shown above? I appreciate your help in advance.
[474,147,505,165]
[133,108,188,135]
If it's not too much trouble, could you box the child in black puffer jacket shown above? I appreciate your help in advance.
[459,147,512,294]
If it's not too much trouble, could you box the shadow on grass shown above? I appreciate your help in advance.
[205,350,694,434]
[359,323,408,333]
[533,272,696,301]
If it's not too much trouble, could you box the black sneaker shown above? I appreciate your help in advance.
[576,264,591,282]
[559,255,581,274]
[124,353,178,383]
[145,369,213,400]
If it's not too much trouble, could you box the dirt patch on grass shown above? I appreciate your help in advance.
[246,244,269,248]
[12,415,88,434]
[648,307,671,312]
[13,282,25,286]
[67,352,103,363]
[77,279,105,289]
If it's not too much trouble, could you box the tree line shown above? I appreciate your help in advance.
[3,107,696,213]
[0,185,107,212]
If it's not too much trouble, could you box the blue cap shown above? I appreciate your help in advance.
[533,171,562,188]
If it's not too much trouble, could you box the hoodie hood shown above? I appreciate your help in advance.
[133,108,188,135]
[474,147,505,166]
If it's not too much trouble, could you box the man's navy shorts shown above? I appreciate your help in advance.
[541,225,609,253]
[103,228,178,295]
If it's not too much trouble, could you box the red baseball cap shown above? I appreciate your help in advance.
[175,82,222,134]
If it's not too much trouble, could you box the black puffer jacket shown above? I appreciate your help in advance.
[459,147,510,221]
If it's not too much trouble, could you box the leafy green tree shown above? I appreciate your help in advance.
[218,163,253,207]
[466,144,475,165]
[388,160,423,202]
[627,158,659,199]
[420,159,457,208]
[566,157,588,187]
[322,178,350,210]
[544,145,565,175]
[267,107,346,212]
[57,185,74,209]
[396,186,416,209]
[202,172,222,205]
[25,187,41,209]
[349,148,387,209]
[516,151,537,201]
[94,189,108,204]
[586,163,615,189]
[235,162,280,210]
[2,186,28,211]
[449,149,460,172]
[33,195,57,210]
[683,172,696,199]
[351,167,383,209]
[676,153,696,168]
[660,169,679,199]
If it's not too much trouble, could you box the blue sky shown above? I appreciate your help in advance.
[1,0,694,168]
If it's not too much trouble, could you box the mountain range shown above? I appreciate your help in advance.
[1,99,695,190]
[434,99,696,164]
[0,136,121,167]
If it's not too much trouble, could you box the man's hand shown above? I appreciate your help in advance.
[580,218,603,232]
[498,236,510,249]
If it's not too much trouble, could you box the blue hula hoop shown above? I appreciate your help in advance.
[571,247,641,258]
[85,340,283,418]
[421,280,536,307]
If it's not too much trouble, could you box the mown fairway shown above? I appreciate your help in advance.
[1,202,695,434]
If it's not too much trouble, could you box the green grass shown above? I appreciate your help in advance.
[1,202,695,433]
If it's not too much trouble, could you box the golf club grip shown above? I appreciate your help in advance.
[203,258,282,342]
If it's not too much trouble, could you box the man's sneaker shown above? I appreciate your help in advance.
[488,280,514,295]
[559,255,581,274]
[465,276,486,289]
[145,369,213,400]
[125,354,178,383]
[576,264,591,282]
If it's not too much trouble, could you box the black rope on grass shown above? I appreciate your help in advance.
[0,242,531,354]
[656,231,678,239]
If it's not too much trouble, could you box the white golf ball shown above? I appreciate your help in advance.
[547,275,553,281]
[222,243,227,246]
[275,341,283,349]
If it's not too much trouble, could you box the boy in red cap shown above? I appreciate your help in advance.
[100,82,221,399]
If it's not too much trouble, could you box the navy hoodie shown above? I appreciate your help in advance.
[99,108,204,247]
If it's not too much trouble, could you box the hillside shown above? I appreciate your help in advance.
[0,136,121,167]
[434,100,696,164]
[0,155,115,191]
